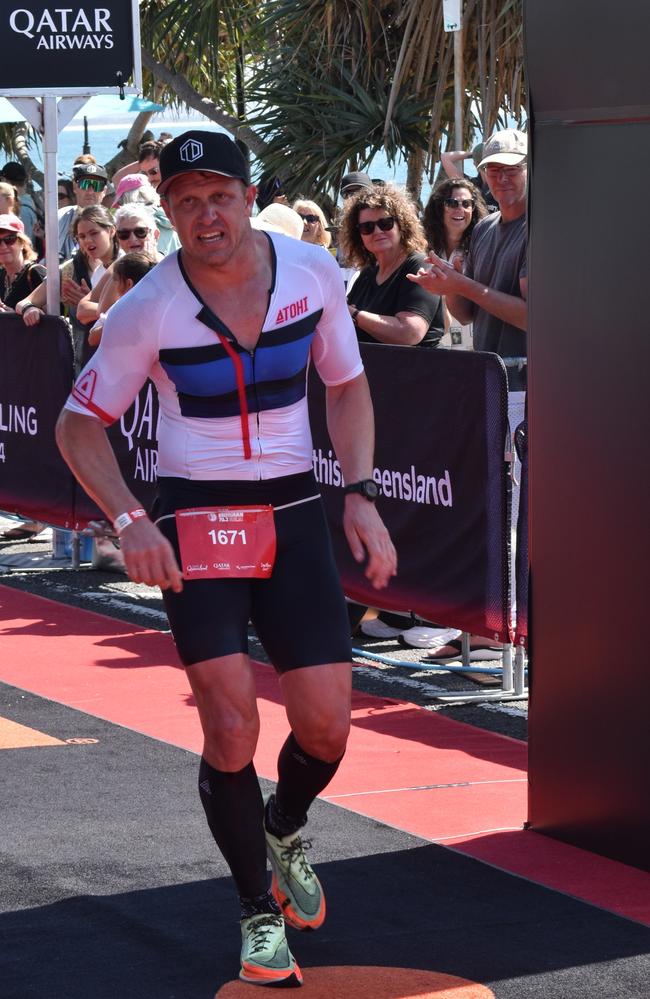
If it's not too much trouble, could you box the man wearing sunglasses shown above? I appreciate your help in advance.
[57,163,108,261]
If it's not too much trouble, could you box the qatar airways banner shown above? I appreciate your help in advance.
[308,345,512,642]
[1,2,136,90]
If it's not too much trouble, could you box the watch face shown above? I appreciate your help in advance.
[362,479,379,499]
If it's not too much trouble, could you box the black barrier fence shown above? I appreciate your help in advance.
[0,314,157,527]
[309,344,512,642]
[514,420,528,646]
[1,315,513,642]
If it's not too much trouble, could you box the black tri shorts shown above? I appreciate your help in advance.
[151,471,352,672]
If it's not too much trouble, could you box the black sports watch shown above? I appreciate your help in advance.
[343,479,380,501]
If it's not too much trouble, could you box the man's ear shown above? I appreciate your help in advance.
[245,184,257,216]
[160,197,173,225]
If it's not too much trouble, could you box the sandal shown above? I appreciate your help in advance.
[1,524,44,540]
[425,639,503,663]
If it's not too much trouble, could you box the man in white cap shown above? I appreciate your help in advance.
[409,127,527,380]
[56,129,396,989]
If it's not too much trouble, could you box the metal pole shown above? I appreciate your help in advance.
[453,25,464,152]
[83,115,90,154]
[42,94,60,317]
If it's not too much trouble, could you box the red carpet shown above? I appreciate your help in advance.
[1,583,649,925]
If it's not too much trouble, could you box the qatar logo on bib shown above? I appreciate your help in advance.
[180,139,203,163]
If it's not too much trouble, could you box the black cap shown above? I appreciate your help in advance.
[157,130,250,196]
[73,163,108,182]
[340,171,373,195]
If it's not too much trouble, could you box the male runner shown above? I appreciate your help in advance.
[56,130,396,988]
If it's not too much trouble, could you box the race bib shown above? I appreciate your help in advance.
[175,505,276,579]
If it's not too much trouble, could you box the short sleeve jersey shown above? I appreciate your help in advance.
[347,252,444,348]
[464,211,527,359]
[64,233,364,481]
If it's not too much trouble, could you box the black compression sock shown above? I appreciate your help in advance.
[198,757,268,899]
[269,733,345,836]
[239,890,281,920]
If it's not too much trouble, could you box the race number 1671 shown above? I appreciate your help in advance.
[209,528,247,545]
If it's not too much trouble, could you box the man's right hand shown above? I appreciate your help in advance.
[119,517,184,592]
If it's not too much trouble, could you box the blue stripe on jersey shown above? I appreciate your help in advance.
[178,367,308,418]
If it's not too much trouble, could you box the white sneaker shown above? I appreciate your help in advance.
[360,618,404,639]
[399,626,461,649]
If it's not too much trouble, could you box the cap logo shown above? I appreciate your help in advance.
[180,139,203,163]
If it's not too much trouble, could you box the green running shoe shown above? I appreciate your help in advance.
[265,822,326,931]
[239,913,303,988]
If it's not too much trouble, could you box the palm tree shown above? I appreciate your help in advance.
[1,0,524,201]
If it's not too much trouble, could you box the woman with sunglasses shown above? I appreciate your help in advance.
[76,205,162,333]
[292,199,332,249]
[0,214,45,312]
[338,183,444,348]
[422,178,488,349]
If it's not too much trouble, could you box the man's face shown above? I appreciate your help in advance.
[73,177,106,208]
[163,173,256,268]
[139,155,161,187]
[483,161,527,212]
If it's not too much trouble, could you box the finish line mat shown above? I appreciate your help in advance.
[1,686,650,999]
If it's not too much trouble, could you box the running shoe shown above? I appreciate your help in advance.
[239,912,303,988]
[265,819,326,931]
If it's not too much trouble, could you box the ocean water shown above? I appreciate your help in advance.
[26,111,467,205]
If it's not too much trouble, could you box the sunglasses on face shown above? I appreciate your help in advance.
[77,178,106,192]
[357,216,396,235]
[484,165,525,178]
[299,213,319,225]
[0,233,19,246]
[116,227,150,240]
[444,197,474,209]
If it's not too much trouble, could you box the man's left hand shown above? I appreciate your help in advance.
[343,494,397,589]
[406,252,465,295]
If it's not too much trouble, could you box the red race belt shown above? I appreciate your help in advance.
[175,505,276,579]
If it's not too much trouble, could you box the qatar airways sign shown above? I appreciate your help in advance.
[2,2,138,91]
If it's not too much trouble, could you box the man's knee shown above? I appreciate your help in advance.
[202,709,260,771]
[294,713,350,763]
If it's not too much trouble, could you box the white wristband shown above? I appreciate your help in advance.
[113,508,147,535]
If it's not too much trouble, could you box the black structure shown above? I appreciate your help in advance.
[525,0,650,869]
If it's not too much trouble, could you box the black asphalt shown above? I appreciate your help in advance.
[1,684,648,999]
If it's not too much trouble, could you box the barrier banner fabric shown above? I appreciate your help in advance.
[308,345,512,642]
[515,420,528,644]
[0,315,76,526]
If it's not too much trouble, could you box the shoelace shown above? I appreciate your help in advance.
[280,836,314,880]
[247,914,284,954]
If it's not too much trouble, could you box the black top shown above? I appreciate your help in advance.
[0,263,46,310]
[347,252,444,348]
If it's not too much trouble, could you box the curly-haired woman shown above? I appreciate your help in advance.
[339,183,444,348]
